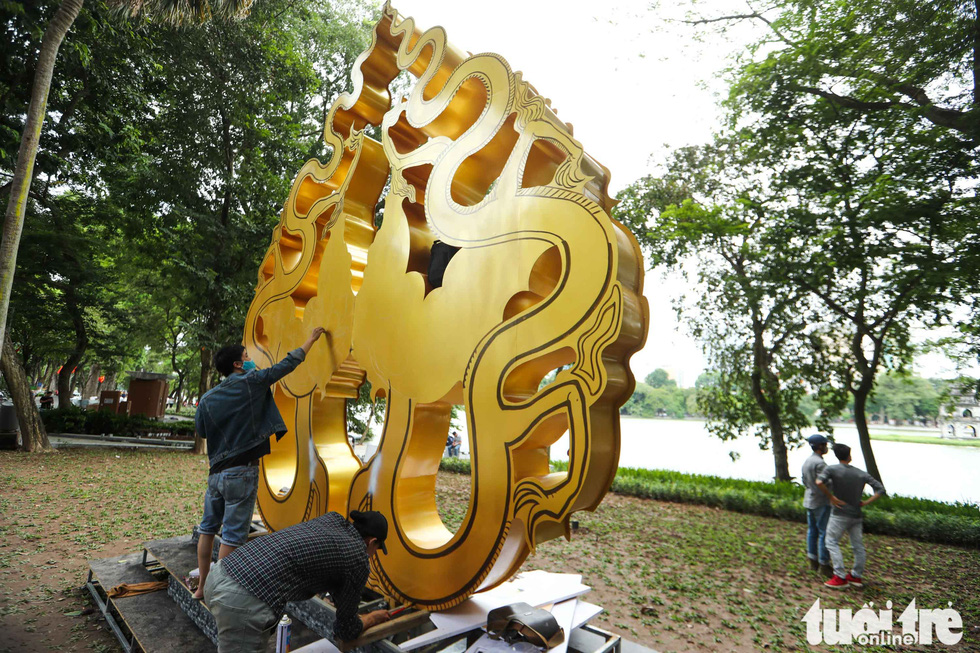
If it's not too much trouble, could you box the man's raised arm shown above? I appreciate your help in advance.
[249,326,326,386]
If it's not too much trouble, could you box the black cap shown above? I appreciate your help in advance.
[349,510,388,555]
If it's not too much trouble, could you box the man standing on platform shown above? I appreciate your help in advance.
[203,510,392,651]
[801,433,832,577]
[192,326,326,599]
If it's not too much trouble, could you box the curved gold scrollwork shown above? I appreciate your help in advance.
[243,4,649,609]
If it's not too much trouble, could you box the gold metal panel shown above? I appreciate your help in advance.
[243,4,649,609]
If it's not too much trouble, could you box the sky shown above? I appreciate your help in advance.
[385,0,967,386]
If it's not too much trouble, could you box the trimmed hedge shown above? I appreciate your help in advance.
[41,407,196,439]
[439,458,980,548]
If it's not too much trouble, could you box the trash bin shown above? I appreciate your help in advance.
[99,390,123,413]
[0,402,18,432]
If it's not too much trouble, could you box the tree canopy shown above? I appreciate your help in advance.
[0,0,380,448]
[616,0,980,481]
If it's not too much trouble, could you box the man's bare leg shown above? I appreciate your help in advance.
[194,533,215,599]
[217,543,237,559]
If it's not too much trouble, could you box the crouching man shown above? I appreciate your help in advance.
[203,511,392,652]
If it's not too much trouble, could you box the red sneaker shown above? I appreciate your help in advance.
[845,573,864,588]
[824,575,849,589]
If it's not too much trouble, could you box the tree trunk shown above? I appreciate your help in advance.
[43,361,57,390]
[57,284,87,402]
[851,389,882,483]
[748,314,791,481]
[767,416,791,481]
[57,354,85,404]
[0,0,84,351]
[83,363,100,397]
[1,333,52,452]
[174,374,185,412]
[192,347,214,455]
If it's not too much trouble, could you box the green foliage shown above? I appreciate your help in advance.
[644,368,675,389]
[621,382,693,419]
[41,406,195,437]
[1,0,378,418]
[614,137,841,481]
[440,459,980,546]
[438,456,471,475]
[620,0,980,482]
[867,372,940,422]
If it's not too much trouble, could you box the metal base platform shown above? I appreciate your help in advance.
[87,533,651,653]
[86,552,215,653]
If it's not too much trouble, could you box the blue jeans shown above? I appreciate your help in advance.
[806,504,831,564]
[199,465,259,547]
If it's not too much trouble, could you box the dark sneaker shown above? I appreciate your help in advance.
[824,575,849,589]
[845,573,864,588]
[808,559,819,571]
[819,564,833,578]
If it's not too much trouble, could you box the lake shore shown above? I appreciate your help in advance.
[546,417,980,505]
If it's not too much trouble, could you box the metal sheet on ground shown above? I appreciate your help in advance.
[111,589,215,653]
[400,571,589,651]
[463,599,602,653]
[143,535,199,584]
[89,553,156,589]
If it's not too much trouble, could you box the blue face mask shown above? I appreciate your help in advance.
[241,360,257,372]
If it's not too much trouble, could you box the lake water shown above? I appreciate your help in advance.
[543,418,980,506]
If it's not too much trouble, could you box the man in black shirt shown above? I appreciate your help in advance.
[193,326,325,599]
[203,511,392,651]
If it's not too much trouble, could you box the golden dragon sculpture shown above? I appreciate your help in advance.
[243,4,648,610]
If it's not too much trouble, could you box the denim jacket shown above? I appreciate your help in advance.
[195,348,306,470]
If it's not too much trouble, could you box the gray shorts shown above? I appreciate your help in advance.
[203,560,278,653]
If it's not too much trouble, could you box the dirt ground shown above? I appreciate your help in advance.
[1,448,978,652]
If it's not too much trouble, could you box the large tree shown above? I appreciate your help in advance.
[616,140,829,481]
[669,0,980,482]
[104,0,371,451]
[0,0,253,355]
[689,0,980,139]
[0,0,253,450]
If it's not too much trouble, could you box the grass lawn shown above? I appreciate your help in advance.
[1,448,978,652]
[868,432,980,447]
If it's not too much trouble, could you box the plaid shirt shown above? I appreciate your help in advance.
[222,512,369,641]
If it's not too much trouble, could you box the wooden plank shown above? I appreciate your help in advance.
[337,610,432,652]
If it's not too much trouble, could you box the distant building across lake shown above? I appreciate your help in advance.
[940,392,979,439]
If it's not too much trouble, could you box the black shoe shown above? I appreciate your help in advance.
[808,558,819,571]
[820,564,833,578]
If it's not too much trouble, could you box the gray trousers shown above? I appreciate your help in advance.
[825,514,865,579]
[203,559,278,653]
